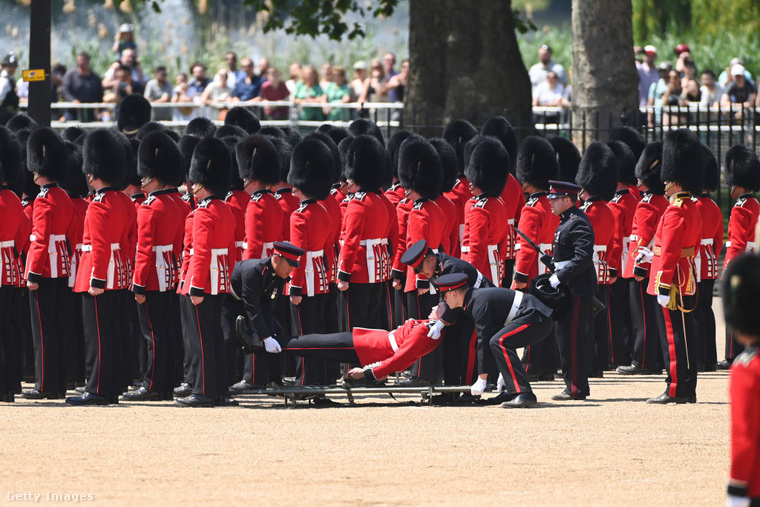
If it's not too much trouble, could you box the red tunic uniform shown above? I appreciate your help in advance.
[444,177,472,258]
[0,188,31,287]
[399,199,446,293]
[625,192,669,279]
[390,198,414,281]
[694,194,724,281]
[729,346,760,499]
[499,174,526,262]
[608,188,638,278]
[723,193,759,272]
[25,184,74,283]
[580,199,617,284]
[288,200,332,297]
[274,187,300,241]
[434,194,457,256]
[462,195,509,285]
[355,319,441,379]
[67,197,88,288]
[384,182,406,207]
[130,192,146,212]
[165,189,190,287]
[224,190,249,262]
[243,189,284,261]
[319,195,343,284]
[512,192,558,286]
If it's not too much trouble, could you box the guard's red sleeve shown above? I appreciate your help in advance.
[188,206,213,294]
[724,207,754,271]
[371,325,440,379]
[25,194,53,279]
[132,203,156,290]
[289,210,308,293]
[729,360,760,495]
[513,206,541,284]
[337,199,365,280]
[86,199,112,286]
[244,198,266,261]
[632,203,659,278]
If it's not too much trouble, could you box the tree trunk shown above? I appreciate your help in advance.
[572,0,639,146]
[405,0,532,136]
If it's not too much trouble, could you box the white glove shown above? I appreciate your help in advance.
[635,247,654,264]
[496,373,506,392]
[263,337,282,353]
[549,273,561,289]
[427,320,445,340]
[657,294,670,308]
[726,495,750,507]
[470,377,487,396]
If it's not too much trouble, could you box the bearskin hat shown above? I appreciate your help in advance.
[516,136,558,190]
[428,137,458,193]
[306,131,340,183]
[214,124,248,140]
[82,129,128,186]
[344,134,388,191]
[280,126,302,148]
[661,129,704,194]
[724,144,760,192]
[320,125,352,149]
[177,135,199,185]
[701,144,719,192]
[26,127,67,182]
[124,138,142,188]
[607,140,637,185]
[722,254,760,337]
[184,117,217,138]
[349,118,385,147]
[443,119,478,174]
[549,136,581,184]
[288,137,334,201]
[576,141,618,201]
[481,116,518,173]
[5,113,37,133]
[117,94,152,137]
[189,137,232,196]
[136,121,167,141]
[610,125,646,160]
[61,126,86,143]
[337,137,353,182]
[398,137,443,200]
[0,125,21,184]
[235,134,280,184]
[137,131,184,186]
[220,136,244,191]
[224,106,260,134]
[268,136,293,183]
[386,130,414,180]
[635,142,665,195]
[259,125,287,140]
[60,141,89,198]
[465,136,509,197]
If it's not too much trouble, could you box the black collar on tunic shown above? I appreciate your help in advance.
[529,191,548,199]
[41,182,58,189]
[615,188,630,195]
[149,188,174,197]
[95,187,117,194]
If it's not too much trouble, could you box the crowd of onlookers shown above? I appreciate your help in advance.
[0,24,408,123]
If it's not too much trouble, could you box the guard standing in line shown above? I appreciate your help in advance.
[693,144,723,371]
[66,129,132,406]
[719,145,760,369]
[22,128,74,401]
[175,137,237,408]
[512,136,559,381]
[576,142,618,376]
[606,140,639,367]
[617,143,669,376]
[428,138,459,257]
[721,254,760,507]
[271,137,300,242]
[124,131,185,401]
[546,180,597,401]
[642,129,703,404]
[442,119,477,257]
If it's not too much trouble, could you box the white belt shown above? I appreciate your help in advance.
[474,271,485,289]
[628,234,637,242]
[388,330,399,352]
[487,244,501,284]
[106,243,123,289]
[504,290,524,325]
[538,243,553,275]
[593,245,607,252]
[0,240,16,287]
[359,238,389,246]
[152,244,174,292]
[305,249,325,297]
[263,241,275,259]
[461,246,470,253]
[0,240,13,248]
[701,239,713,246]
[748,241,757,252]
[555,260,570,270]
[235,241,245,248]
[48,234,68,279]
[210,248,230,295]
[507,218,515,225]
[362,237,389,284]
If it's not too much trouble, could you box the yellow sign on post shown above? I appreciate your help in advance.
[22,69,46,82]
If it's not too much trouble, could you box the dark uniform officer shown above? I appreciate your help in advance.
[546,180,597,401]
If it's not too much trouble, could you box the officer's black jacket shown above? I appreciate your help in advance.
[553,206,597,297]
[230,258,287,339]
[435,253,495,323]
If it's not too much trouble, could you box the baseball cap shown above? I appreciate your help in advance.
[732,64,746,77]
[353,61,367,70]
[2,52,18,66]
[644,45,657,55]
[657,61,672,71]
[540,44,552,52]
[119,23,134,33]
[674,43,690,55]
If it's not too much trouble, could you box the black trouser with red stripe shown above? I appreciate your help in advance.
[29,278,69,395]
[343,282,390,331]
[629,278,662,370]
[406,290,443,384]
[655,295,698,398]
[277,332,360,364]
[489,308,553,394]
[61,286,85,385]
[555,294,592,396]
[137,291,176,395]
[442,316,477,386]
[608,278,633,366]
[590,285,611,373]
[291,293,341,386]
[182,294,226,398]
[695,279,717,368]
[82,291,121,397]
[0,286,17,396]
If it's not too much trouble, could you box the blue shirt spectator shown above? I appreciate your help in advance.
[232,58,263,102]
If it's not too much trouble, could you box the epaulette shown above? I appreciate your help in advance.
[21,198,29,206]
[274,193,283,200]
[330,188,338,196]
[413,200,424,211]
[354,191,367,201]
[672,192,690,208]
[580,201,592,212]
[641,193,653,204]
[142,195,157,206]
[251,193,263,202]
[225,191,233,201]
[297,201,308,213]
[526,196,538,207]
[197,198,211,208]
[92,192,105,203]
[611,193,622,204]
[734,345,758,367]
[38,187,49,198]
[473,198,487,209]
[735,197,747,208]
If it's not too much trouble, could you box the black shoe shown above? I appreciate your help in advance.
[175,394,214,407]
[716,360,732,370]
[228,380,260,393]
[551,390,587,401]
[173,383,193,397]
[616,364,655,375]
[21,389,62,400]
[122,387,163,401]
[477,391,517,406]
[74,386,86,394]
[501,392,538,408]
[588,371,604,378]
[429,393,457,406]
[162,392,174,401]
[453,393,480,405]
[702,364,716,372]
[397,377,430,387]
[214,395,239,407]
[281,377,296,386]
[311,396,340,407]
[537,373,556,381]
[65,392,109,406]
[686,394,697,404]
[2,391,14,402]
[646,392,687,404]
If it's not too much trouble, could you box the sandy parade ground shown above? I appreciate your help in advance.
[0,298,733,506]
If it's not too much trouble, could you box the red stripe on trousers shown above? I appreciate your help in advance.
[94,295,102,395]
[606,290,614,364]
[194,305,206,395]
[144,302,157,391]
[570,298,580,395]
[662,307,679,398]
[639,282,648,367]
[297,305,305,386]
[35,291,45,391]
[466,328,477,382]
[498,324,529,394]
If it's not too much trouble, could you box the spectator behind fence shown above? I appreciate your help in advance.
[171,72,195,121]
[224,51,245,90]
[358,59,389,104]
[320,62,334,91]
[103,64,143,107]
[200,69,233,110]
[647,61,671,127]
[293,65,325,121]
[285,62,301,96]
[0,51,18,125]
[661,69,686,126]
[253,66,289,120]
[532,70,564,124]
[637,45,659,108]
[143,66,173,121]
[529,44,567,95]
[257,57,270,79]
[232,58,263,102]
[350,61,367,101]
[700,69,723,109]
[112,23,137,59]
[721,64,757,112]
[323,66,351,121]
[719,57,754,89]
[102,48,145,91]
[61,52,103,122]
[386,58,408,103]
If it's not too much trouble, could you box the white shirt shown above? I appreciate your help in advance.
[0,70,13,103]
